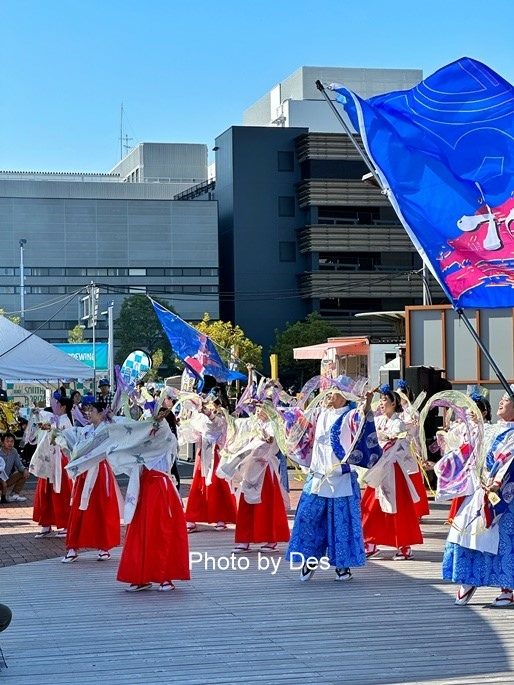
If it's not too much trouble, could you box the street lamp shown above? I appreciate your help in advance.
[19,239,27,327]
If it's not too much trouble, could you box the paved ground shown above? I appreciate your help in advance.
[0,468,303,567]
[3,491,514,685]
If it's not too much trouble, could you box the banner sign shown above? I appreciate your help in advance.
[54,343,108,370]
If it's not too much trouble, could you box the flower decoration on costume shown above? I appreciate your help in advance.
[397,379,408,390]
[378,383,391,395]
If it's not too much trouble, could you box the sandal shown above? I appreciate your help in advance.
[214,523,227,531]
[232,544,251,554]
[455,584,477,606]
[365,543,379,558]
[61,552,78,564]
[126,583,152,592]
[187,523,198,534]
[158,581,175,592]
[34,529,53,539]
[260,543,278,552]
[97,551,111,561]
[491,589,514,607]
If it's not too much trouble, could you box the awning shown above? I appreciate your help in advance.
[293,338,369,360]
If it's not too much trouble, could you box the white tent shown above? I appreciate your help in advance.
[0,316,93,380]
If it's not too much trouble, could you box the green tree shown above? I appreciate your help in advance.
[114,295,179,375]
[0,309,20,326]
[193,314,262,372]
[145,348,164,381]
[270,312,340,384]
[68,324,85,343]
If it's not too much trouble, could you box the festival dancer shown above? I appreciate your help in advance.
[219,403,290,554]
[183,399,237,533]
[58,401,122,563]
[361,387,423,560]
[30,397,74,538]
[117,416,190,592]
[443,389,514,606]
[397,380,430,519]
[286,386,379,582]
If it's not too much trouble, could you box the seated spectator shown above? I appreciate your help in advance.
[0,432,29,502]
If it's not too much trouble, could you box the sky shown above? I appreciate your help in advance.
[2,0,514,173]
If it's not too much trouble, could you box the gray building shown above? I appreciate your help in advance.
[0,143,219,346]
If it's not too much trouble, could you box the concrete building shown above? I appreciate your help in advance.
[244,66,423,132]
[0,143,219,346]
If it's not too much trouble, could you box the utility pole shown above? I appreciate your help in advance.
[19,239,27,327]
[82,282,99,391]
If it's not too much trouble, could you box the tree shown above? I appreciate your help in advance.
[0,309,20,326]
[145,348,164,381]
[270,312,340,385]
[192,314,262,371]
[114,295,180,375]
[68,324,85,343]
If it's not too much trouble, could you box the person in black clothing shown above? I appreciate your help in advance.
[96,379,114,409]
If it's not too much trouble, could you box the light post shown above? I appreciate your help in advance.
[19,239,27,327]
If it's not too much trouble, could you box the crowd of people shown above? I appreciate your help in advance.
[2,370,514,608]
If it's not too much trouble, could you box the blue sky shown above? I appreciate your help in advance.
[2,0,513,173]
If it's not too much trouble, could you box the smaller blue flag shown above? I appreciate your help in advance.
[151,300,247,386]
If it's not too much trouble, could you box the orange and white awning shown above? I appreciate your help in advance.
[293,337,369,360]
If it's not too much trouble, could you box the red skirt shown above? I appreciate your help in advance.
[235,467,290,544]
[33,454,72,529]
[361,463,423,548]
[410,470,430,518]
[66,460,121,551]
[117,469,190,584]
[185,448,237,524]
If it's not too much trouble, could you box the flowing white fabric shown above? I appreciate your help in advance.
[363,413,419,514]
[29,411,72,493]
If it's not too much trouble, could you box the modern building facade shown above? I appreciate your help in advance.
[210,66,445,357]
[0,143,219,346]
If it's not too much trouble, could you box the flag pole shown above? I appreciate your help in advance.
[457,309,514,399]
[315,80,382,187]
[318,82,514,400]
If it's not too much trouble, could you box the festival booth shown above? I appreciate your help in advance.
[293,336,399,385]
[0,317,93,405]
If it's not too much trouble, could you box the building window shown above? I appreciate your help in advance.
[279,241,296,263]
[278,196,295,217]
[129,268,146,276]
[277,151,294,172]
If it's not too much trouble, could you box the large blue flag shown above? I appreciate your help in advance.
[331,57,514,309]
[151,300,247,386]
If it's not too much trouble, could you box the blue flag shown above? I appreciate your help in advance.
[331,57,514,309]
[151,300,247,387]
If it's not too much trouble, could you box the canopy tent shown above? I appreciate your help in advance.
[293,337,369,360]
[0,316,93,380]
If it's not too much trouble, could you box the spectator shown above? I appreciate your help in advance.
[96,379,114,409]
[0,432,29,502]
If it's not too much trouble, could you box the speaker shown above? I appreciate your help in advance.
[405,365,451,399]
[405,365,452,447]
